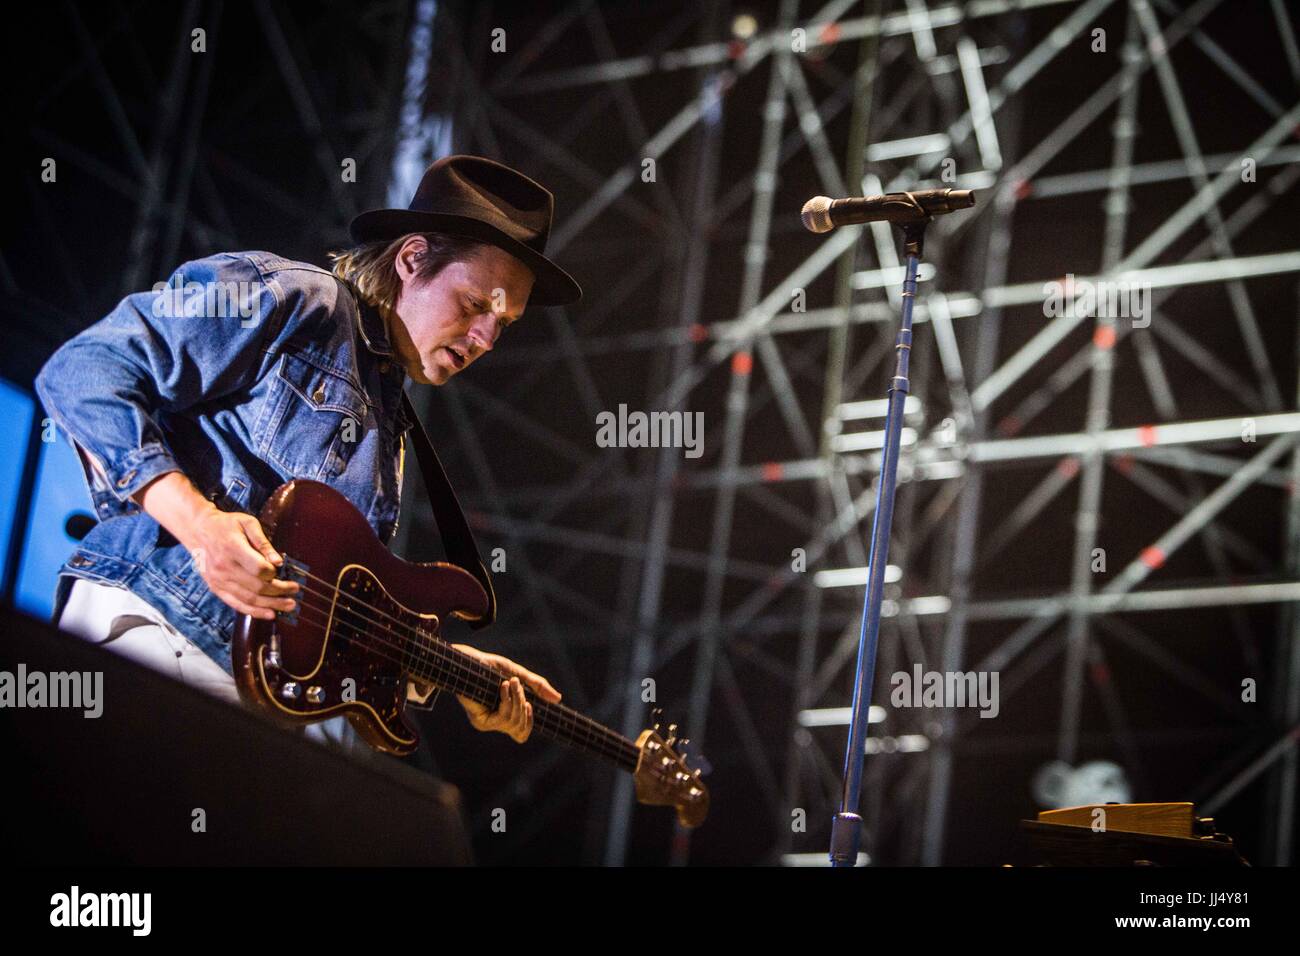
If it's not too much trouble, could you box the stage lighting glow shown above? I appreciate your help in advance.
[731,13,758,40]
[1033,760,1132,809]
[798,705,887,726]
[865,734,931,755]
[830,426,918,452]
[813,565,903,587]
[0,380,35,589]
[781,852,870,866]
[837,395,923,421]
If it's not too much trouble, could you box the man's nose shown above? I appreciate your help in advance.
[467,312,500,353]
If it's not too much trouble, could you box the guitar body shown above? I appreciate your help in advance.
[233,480,490,755]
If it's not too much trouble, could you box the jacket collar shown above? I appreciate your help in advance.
[354,295,395,358]
[353,293,417,435]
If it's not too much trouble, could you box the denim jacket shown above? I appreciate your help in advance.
[34,251,415,677]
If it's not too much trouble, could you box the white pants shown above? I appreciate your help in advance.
[56,578,370,756]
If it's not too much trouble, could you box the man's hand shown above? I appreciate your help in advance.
[185,510,300,621]
[450,644,560,744]
[135,471,299,621]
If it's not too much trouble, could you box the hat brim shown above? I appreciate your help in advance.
[348,209,582,307]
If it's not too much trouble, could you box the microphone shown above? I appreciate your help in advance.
[801,189,975,233]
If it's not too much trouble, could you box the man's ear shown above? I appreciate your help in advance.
[394,237,428,280]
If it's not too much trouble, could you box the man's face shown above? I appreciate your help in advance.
[388,239,535,386]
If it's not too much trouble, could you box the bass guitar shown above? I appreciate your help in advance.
[233,479,708,828]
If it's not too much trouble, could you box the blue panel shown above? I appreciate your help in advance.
[0,380,35,587]
[14,421,96,621]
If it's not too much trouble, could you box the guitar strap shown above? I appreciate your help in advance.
[399,389,496,630]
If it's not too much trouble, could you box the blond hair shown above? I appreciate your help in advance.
[328,231,487,313]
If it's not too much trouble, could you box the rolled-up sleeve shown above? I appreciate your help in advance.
[34,253,285,520]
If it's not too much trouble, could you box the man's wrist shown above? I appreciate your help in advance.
[134,471,218,548]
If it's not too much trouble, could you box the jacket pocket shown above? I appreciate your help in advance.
[260,352,371,481]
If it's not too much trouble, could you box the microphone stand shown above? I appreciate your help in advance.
[829,215,929,867]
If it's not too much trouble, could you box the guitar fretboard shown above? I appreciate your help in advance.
[404,636,640,771]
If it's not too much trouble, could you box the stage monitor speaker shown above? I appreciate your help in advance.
[0,602,472,865]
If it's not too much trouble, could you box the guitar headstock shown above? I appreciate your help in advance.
[632,708,709,828]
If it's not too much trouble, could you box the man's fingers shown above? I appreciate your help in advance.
[216,574,295,614]
[454,682,533,742]
[255,578,299,598]
[238,515,282,571]
[500,680,529,743]
[529,675,561,703]
[502,679,531,741]
[229,582,296,614]
[227,516,297,606]
[456,693,488,721]
[240,514,281,564]
[451,644,560,706]
[500,679,518,723]
[509,665,560,704]
[231,541,276,579]
[496,660,561,704]
[219,591,274,621]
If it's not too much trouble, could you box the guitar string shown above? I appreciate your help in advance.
[238,537,673,771]
[282,558,622,747]
[292,580,642,764]
[283,598,629,764]
[294,586,632,765]
[285,594,635,766]
[269,573,642,767]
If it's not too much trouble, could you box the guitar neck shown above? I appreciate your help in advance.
[404,638,640,772]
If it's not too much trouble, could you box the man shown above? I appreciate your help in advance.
[35,154,576,752]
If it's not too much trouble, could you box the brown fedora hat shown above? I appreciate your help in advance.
[348,154,582,306]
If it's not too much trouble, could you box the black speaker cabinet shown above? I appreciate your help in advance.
[0,603,472,865]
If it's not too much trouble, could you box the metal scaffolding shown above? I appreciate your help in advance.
[412,0,1299,865]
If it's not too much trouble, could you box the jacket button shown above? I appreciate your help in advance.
[116,469,137,488]
[379,360,390,373]
[312,385,327,403]
[70,554,89,567]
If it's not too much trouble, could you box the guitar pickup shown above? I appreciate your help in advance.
[276,555,309,626]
